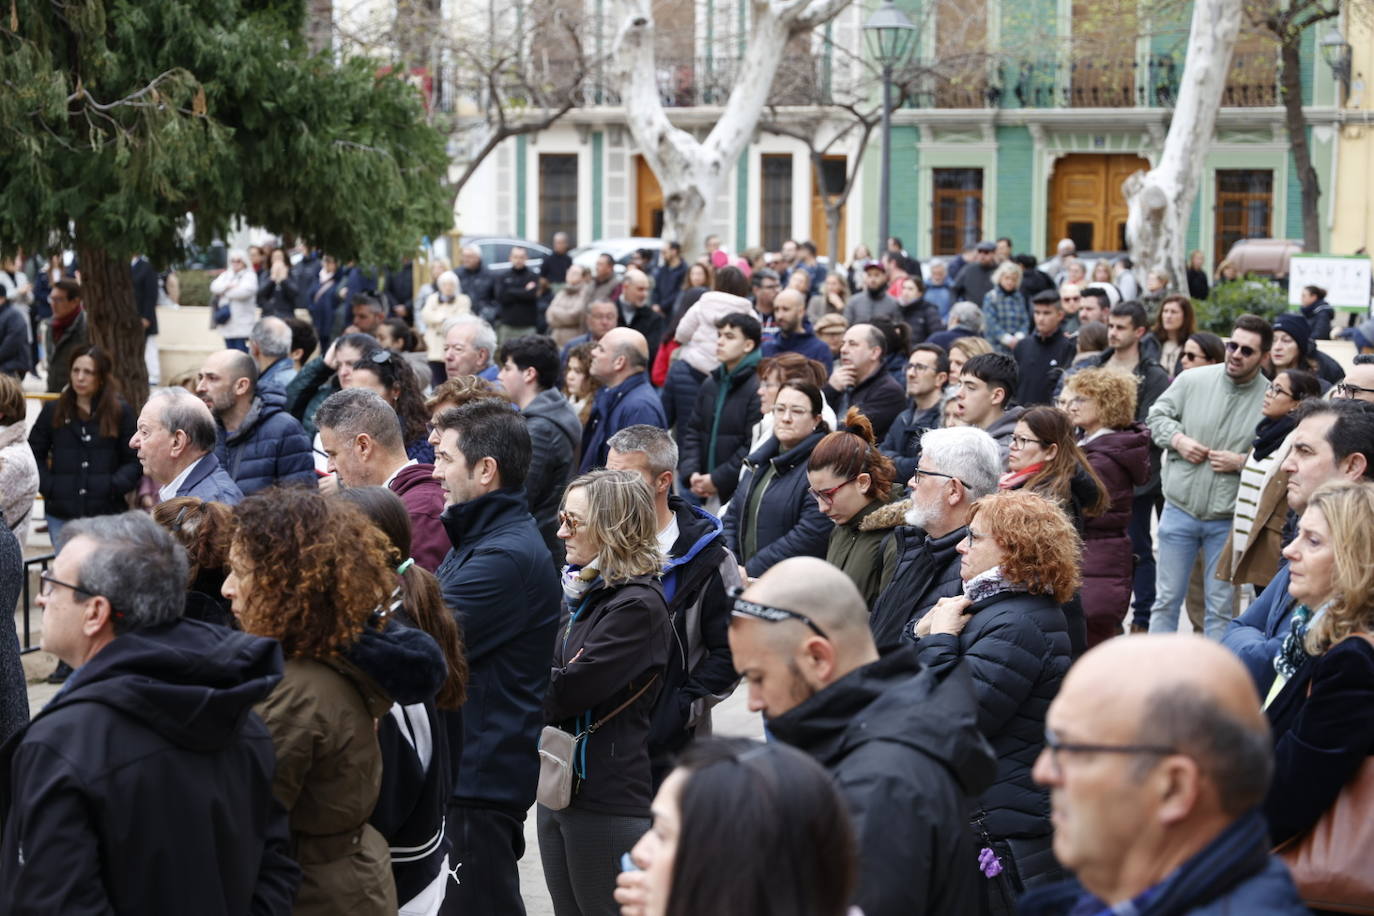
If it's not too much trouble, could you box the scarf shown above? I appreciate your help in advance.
[1251,414,1296,462]
[963,566,1025,604]
[998,462,1045,491]
[561,562,601,603]
[1274,600,1328,681]
[50,304,83,344]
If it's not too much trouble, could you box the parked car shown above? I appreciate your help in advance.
[1224,238,1304,281]
[571,237,667,276]
[453,235,552,274]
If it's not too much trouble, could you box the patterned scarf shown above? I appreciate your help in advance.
[963,566,1026,604]
[1274,601,1328,681]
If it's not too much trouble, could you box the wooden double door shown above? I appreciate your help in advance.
[1047,153,1149,254]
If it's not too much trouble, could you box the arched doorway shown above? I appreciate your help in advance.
[1047,153,1150,254]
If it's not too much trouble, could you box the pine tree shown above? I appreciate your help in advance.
[0,0,450,404]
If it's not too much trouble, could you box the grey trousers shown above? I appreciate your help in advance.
[537,803,649,916]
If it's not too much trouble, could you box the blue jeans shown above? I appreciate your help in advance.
[1148,502,1235,639]
[46,516,67,549]
[223,337,248,352]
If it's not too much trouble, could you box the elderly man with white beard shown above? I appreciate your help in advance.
[867,426,1003,650]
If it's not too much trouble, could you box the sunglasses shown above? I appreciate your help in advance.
[730,591,829,640]
[1225,340,1258,359]
[1180,349,1205,362]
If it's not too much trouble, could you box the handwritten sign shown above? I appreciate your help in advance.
[1288,254,1372,310]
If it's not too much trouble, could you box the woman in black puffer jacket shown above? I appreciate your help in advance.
[911,489,1077,914]
[28,345,139,544]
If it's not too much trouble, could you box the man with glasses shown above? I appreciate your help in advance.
[1146,315,1271,638]
[1022,635,1306,916]
[0,512,301,912]
[879,343,950,481]
[196,348,314,496]
[870,426,1002,649]
[1334,353,1374,404]
[730,556,995,916]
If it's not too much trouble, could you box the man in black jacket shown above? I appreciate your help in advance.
[0,512,299,914]
[457,245,497,322]
[131,253,161,384]
[606,426,741,787]
[730,556,996,916]
[870,425,1003,649]
[495,246,540,342]
[616,268,664,367]
[879,343,949,482]
[432,400,560,916]
[824,323,907,440]
[1014,290,1077,407]
[497,334,581,565]
[680,313,763,506]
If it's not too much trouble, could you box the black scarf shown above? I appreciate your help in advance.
[1252,414,1296,462]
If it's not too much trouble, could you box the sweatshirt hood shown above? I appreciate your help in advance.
[524,387,583,447]
[345,619,447,706]
[769,647,997,795]
[225,387,288,444]
[47,618,283,752]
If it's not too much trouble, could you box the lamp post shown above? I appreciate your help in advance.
[1319,25,1352,104]
[864,1,917,255]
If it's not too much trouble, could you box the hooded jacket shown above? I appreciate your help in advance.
[673,290,754,375]
[879,401,943,482]
[521,387,582,563]
[724,431,832,577]
[580,372,667,473]
[28,398,140,520]
[913,588,1070,886]
[175,451,245,505]
[436,487,561,812]
[1080,425,1151,647]
[985,405,1028,465]
[869,516,967,651]
[388,462,449,573]
[769,650,998,916]
[680,350,762,502]
[0,618,301,915]
[214,387,316,496]
[648,498,741,774]
[546,576,671,817]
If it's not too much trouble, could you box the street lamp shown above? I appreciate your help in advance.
[864,1,917,255]
[1320,25,1352,103]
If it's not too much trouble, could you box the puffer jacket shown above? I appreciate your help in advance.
[1147,365,1267,520]
[546,576,671,817]
[28,398,140,520]
[214,387,316,496]
[829,498,899,609]
[0,422,39,535]
[522,387,582,565]
[724,431,831,577]
[673,291,754,375]
[579,372,666,473]
[1080,425,1150,648]
[913,588,1070,889]
[869,514,966,650]
[769,649,997,916]
[679,350,762,503]
[660,359,706,447]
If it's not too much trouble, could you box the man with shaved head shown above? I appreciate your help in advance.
[823,322,907,439]
[578,327,666,472]
[731,557,995,916]
[1021,635,1306,916]
[196,348,314,496]
[765,287,833,369]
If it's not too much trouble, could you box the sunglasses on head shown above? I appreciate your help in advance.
[1225,340,1257,358]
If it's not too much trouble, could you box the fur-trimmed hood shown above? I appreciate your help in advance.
[860,497,911,532]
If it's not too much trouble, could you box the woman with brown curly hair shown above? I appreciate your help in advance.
[539,468,671,916]
[911,489,1077,905]
[151,496,235,628]
[224,486,445,916]
[806,408,898,607]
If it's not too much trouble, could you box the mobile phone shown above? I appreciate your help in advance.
[619,852,639,873]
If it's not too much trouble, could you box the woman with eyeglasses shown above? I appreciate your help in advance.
[745,353,834,456]
[614,738,857,916]
[725,381,833,579]
[1263,481,1374,886]
[910,489,1077,904]
[1061,370,1150,647]
[345,349,435,463]
[541,469,671,916]
[1216,368,1321,597]
[805,409,899,608]
[1000,406,1109,532]
[1150,295,1197,377]
[287,331,384,439]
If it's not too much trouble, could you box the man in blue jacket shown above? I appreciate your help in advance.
[1221,398,1374,694]
[432,399,561,916]
[765,288,833,370]
[197,349,315,496]
[131,387,244,505]
[579,327,666,472]
[1022,635,1307,916]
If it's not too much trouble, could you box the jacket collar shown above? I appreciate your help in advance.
[178,452,226,495]
[713,348,762,384]
[440,487,530,550]
[748,430,825,474]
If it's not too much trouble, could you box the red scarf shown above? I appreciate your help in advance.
[51,304,84,344]
[998,462,1045,490]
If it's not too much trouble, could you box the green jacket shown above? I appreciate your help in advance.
[1146,364,1267,521]
[826,498,902,608]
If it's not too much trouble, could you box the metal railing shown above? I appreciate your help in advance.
[18,553,55,655]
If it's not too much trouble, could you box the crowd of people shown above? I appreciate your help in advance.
[0,230,1373,916]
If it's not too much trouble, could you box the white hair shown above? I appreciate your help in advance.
[443,313,497,358]
[948,301,983,333]
[919,426,1001,500]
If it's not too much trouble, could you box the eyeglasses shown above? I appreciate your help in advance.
[1009,435,1046,450]
[1180,349,1205,362]
[771,404,813,418]
[1335,381,1374,399]
[39,571,98,600]
[557,511,584,535]
[906,362,937,374]
[912,467,966,488]
[1265,382,1294,399]
[730,591,829,640]
[1063,396,1088,408]
[809,475,858,506]
[1042,727,1177,778]
[1225,340,1258,359]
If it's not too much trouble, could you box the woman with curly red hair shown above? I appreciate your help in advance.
[911,489,1077,907]
[224,486,446,915]
[806,408,898,607]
